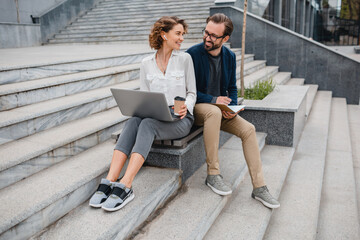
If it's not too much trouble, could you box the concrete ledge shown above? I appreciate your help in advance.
[215,0,236,5]
[145,131,233,182]
[240,85,309,147]
[355,46,360,54]
[0,23,41,48]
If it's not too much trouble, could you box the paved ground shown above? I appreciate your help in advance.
[328,46,360,62]
[0,41,201,70]
[1,42,357,70]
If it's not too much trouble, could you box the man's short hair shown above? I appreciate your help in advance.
[206,13,233,37]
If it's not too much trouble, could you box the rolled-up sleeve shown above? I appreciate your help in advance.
[183,53,197,115]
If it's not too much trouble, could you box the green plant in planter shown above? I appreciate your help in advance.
[238,79,276,100]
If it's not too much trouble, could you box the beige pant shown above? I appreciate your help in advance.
[194,103,265,188]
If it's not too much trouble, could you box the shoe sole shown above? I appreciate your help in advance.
[89,203,103,208]
[206,181,232,196]
[102,193,135,212]
[252,194,280,209]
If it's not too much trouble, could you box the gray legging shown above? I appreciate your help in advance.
[115,116,193,159]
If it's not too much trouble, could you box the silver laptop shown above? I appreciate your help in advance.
[110,88,179,122]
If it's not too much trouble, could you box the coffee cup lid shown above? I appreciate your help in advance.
[174,96,185,101]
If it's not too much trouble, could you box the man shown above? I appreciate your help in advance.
[187,13,280,209]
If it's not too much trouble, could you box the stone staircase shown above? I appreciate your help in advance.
[48,0,214,44]
[0,0,359,239]
[0,41,300,240]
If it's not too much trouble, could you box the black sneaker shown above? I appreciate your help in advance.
[102,182,134,212]
[89,178,113,208]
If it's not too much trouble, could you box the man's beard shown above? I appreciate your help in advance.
[203,38,222,52]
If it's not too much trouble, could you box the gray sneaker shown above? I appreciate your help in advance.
[252,186,280,209]
[89,178,113,208]
[102,182,134,212]
[206,174,232,196]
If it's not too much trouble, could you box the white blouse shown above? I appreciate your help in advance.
[139,50,197,115]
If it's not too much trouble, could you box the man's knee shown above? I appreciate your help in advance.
[244,122,256,138]
[204,105,222,120]
[194,104,222,126]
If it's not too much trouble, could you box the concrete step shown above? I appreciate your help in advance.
[132,133,267,239]
[286,78,305,85]
[76,12,210,24]
[0,139,181,240]
[67,17,206,28]
[54,30,203,39]
[348,104,360,223]
[0,49,248,112]
[0,79,138,145]
[237,53,255,65]
[272,72,292,85]
[90,2,211,11]
[0,62,140,110]
[241,60,267,76]
[73,14,208,25]
[235,60,267,81]
[61,24,204,34]
[49,34,203,44]
[0,63,140,111]
[317,98,360,239]
[264,91,333,239]
[97,0,212,6]
[98,0,212,5]
[237,66,279,88]
[0,49,151,85]
[305,84,318,118]
[205,145,295,239]
[85,8,210,19]
[81,9,209,21]
[92,3,212,13]
[47,39,199,46]
[0,107,128,190]
[95,0,212,10]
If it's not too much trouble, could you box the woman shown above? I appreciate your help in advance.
[89,16,196,212]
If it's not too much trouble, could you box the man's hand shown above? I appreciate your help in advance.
[222,111,238,119]
[216,96,232,105]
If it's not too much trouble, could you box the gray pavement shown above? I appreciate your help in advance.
[0,42,200,70]
[328,46,360,62]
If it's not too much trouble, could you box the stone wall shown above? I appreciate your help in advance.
[0,23,41,48]
[0,0,66,24]
[37,0,101,43]
[0,0,100,48]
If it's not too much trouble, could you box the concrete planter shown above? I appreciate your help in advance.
[354,46,360,54]
[240,85,309,147]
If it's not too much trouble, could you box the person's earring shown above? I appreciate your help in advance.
[164,35,168,40]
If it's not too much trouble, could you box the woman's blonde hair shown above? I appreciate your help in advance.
[149,16,188,50]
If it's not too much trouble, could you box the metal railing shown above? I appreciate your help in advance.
[316,18,360,46]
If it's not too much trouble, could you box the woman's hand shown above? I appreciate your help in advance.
[178,104,188,119]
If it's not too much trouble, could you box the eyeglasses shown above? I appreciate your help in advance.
[202,29,226,41]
